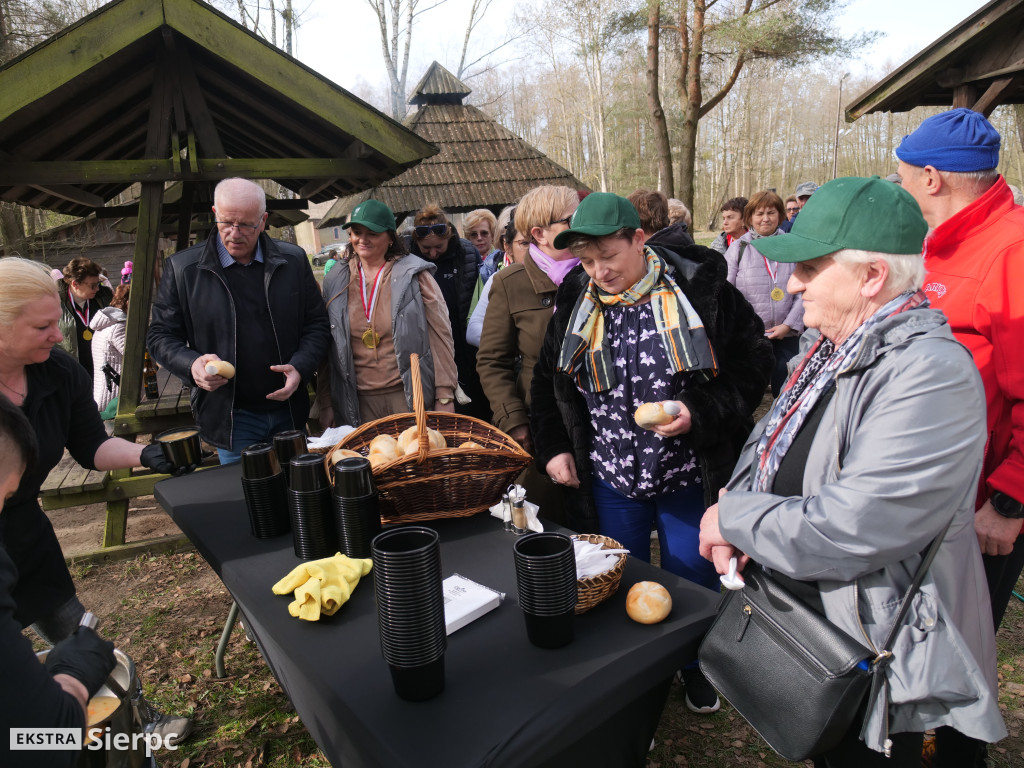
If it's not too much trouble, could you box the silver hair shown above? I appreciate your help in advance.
[939,168,999,198]
[832,248,924,293]
[214,178,267,217]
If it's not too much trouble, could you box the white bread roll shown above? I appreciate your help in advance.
[205,360,236,379]
[626,581,672,624]
[399,426,446,454]
[368,452,393,470]
[329,448,362,465]
[633,401,679,430]
[459,441,483,450]
[368,434,400,460]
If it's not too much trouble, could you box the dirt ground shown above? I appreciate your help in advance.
[49,495,183,557]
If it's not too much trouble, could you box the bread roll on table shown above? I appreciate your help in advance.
[626,581,672,624]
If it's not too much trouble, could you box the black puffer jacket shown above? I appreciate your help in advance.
[530,242,772,532]
[147,234,330,448]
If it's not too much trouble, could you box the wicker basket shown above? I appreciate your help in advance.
[572,534,627,614]
[322,354,532,524]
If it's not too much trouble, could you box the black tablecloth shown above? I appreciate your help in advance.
[155,465,719,768]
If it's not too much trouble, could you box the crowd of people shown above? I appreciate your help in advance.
[1,106,1022,765]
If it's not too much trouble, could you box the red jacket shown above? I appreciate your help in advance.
[923,176,1024,508]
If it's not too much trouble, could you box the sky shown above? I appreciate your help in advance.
[290,0,990,105]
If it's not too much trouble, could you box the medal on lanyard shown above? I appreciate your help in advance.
[359,262,384,349]
[763,256,784,301]
[70,289,94,339]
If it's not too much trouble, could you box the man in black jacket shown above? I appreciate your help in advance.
[148,178,330,463]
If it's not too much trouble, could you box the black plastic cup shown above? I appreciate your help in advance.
[241,474,289,538]
[288,487,334,560]
[523,608,575,649]
[389,656,445,702]
[240,442,281,479]
[289,453,329,492]
[274,430,307,482]
[371,527,446,692]
[155,427,201,470]
[332,457,376,497]
[513,532,577,645]
[332,492,381,559]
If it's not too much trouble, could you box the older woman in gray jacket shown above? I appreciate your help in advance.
[699,177,1005,767]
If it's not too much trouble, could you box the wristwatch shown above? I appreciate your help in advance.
[990,491,1024,519]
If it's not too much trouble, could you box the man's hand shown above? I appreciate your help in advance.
[976,498,1024,556]
[545,453,580,488]
[267,364,301,401]
[651,401,693,437]
[765,324,791,340]
[191,354,230,392]
[509,425,533,454]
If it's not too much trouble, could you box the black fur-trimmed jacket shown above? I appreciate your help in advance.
[529,242,772,533]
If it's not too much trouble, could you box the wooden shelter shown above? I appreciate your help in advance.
[845,0,1024,120]
[321,62,588,226]
[0,0,436,552]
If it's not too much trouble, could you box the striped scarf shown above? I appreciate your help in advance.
[557,246,718,393]
[752,289,927,492]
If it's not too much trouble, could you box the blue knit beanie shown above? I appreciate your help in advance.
[895,108,1000,172]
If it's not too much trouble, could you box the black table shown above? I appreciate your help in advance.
[155,465,719,768]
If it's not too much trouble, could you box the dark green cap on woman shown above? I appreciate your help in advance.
[552,193,641,250]
[343,199,397,233]
[756,176,928,263]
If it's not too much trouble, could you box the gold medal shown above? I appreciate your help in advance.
[82,329,93,341]
[770,287,785,301]
[361,327,381,349]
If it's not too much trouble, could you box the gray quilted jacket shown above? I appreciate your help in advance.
[723,229,803,334]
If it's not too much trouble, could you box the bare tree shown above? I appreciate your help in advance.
[659,0,875,214]
[645,0,673,196]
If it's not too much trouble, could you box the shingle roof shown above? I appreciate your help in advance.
[321,62,587,225]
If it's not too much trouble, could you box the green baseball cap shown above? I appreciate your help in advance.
[552,193,641,250]
[755,176,928,263]
[343,199,396,233]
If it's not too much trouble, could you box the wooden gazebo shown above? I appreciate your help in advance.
[845,0,1024,120]
[321,62,587,226]
[0,0,436,553]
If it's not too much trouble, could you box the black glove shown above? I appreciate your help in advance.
[45,626,116,697]
[140,443,195,477]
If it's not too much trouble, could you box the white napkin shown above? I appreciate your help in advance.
[307,425,356,450]
[574,539,628,579]
[488,484,543,532]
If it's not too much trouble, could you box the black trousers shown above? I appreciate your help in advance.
[813,725,984,768]
[983,530,1024,630]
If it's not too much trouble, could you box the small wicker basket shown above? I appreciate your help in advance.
[572,534,627,614]
[322,354,532,524]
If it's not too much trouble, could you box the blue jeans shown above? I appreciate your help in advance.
[218,406,295,465]
[591,477,718,591]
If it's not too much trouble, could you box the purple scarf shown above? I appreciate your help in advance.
[529,243,579,286]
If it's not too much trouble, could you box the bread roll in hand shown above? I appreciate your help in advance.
[626,581,672,624]
[205,360,236,379]
[633,401,681,430]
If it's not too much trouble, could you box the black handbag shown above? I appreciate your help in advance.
[697,523,949,761]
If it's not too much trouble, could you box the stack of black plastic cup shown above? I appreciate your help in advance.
[513,532,578,649]
[240,442,290,538]
[370,526,446,701]
[287,453,334,560]
[274,429,308,486]
[331,457,382,559]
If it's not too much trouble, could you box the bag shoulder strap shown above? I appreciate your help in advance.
[876,517,953,661]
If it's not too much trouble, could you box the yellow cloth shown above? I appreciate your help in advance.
[272,552,373,621]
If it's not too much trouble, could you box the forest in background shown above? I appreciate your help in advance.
[2,0,1022,243]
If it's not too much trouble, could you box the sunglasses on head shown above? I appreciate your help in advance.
[414,223,449,238]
